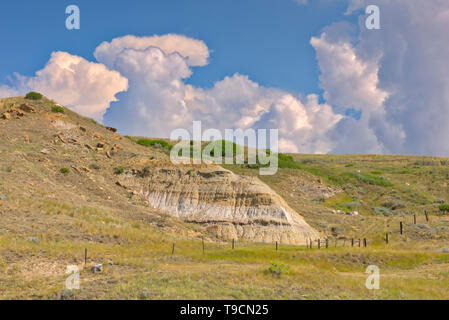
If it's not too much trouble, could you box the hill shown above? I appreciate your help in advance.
[1,95,448,300]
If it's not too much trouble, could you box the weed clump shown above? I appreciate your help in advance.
[114,166,125,175]
[265,262,290,277]
[60,168,70,175]
[51,105,64,113]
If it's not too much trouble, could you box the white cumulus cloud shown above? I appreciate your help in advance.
[1,52,128,121]
[93,35,343,153]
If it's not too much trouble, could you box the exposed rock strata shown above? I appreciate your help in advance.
[121,164,320,244]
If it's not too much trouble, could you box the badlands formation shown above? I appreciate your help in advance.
[121,163,320,245]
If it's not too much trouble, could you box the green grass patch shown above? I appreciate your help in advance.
[114,166,125,175]
[51,105,64,113]
[137,139,173,150]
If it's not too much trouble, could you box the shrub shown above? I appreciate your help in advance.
[242,152,301,170]
[343,172,393,187]
[25,92,43,100]
[265,153,300,169]
[371,207,394,216]
[51,105,64,113]
[137,139,173,150]
[266,262,290,277]
[204,140,241,158]
[382,200,406,210]
[371,170,383,175]
[345,163,355,167]
[114,166,125,175]
[439,204,449,213]
[60,168,70,175]
[138,166,151,178]
[341,202,361,210]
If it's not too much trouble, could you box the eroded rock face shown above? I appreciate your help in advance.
[122,164,320,245]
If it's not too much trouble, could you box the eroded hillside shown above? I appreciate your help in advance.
[0,96,319,246]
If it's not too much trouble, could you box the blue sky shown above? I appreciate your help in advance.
[0,0,355,96]
[1,1,448,156]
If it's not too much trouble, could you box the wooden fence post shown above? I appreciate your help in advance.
[276,241,278,251]
[318,239,321,249]
[363,238,367,247]
[172,243,175,255]
[358,239,361,247]
[351,238,354,247]
[202,237,205,254]
[84,248,87,267]
[386,232,389,244]
[425,211,429,223]
[232,239,235,250]
[400,221,403,235]
[325,238,329,249]
[414,214,417,225]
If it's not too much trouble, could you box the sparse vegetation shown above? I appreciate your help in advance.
[439,204,449,213]
[51,105,64,113]
[114,166,125,175]
[60,168,70,175]
[137,138,173,150]
[265,262,290,277]
[89,163,101,170]
[25,91,43,100]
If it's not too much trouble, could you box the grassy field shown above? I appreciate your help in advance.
[1,185,448,300]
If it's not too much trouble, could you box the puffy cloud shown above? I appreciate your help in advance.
[310,27,388,114]
[5,0,448,158]
[95,34,342,153]
[2,52,128,120]
[94,34,210,68]
[311,0,449,156]
[97,44,196,136]
[254,93,343,153]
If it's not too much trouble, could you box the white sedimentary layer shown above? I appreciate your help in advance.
[124,165,320,244]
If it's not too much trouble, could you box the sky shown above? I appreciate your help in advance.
[1,0,449,156]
